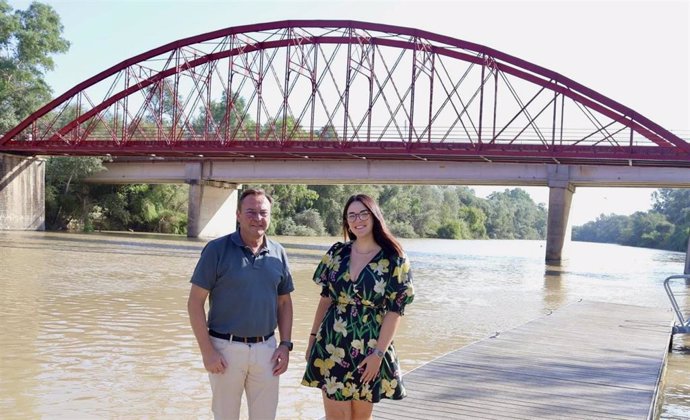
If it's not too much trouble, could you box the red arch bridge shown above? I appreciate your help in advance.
[1,20,689,262]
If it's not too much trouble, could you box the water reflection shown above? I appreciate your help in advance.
[0,232,688,419]
[543,265,567,311]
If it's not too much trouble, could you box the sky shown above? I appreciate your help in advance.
[9,0,690,225]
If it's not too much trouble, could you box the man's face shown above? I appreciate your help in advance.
[236,194,272,239]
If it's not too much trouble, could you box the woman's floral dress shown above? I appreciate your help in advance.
[301,241,414,402]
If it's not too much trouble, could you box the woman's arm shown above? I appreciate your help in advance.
[374,311,402,354]
[358,311,401,383]
[305,295,332,361]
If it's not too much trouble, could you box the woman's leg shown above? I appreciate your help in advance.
[322,390,352,420]
[351,400,374,420]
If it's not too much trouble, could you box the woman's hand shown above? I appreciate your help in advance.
[357,352,383,383]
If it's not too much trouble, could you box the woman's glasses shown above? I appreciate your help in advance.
[347,210,371,222]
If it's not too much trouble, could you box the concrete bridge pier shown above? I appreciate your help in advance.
[0,153,45,231]
[185,162,240,238]
[683,236,690,274]
[187,179,240,239]
[545,165,575,264]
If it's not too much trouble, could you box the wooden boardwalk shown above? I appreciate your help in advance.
[374,300,673,420]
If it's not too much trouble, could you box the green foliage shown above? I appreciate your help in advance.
[308,185,379,235]
[114,184,188,233]
[388,221,418,238]
[192,91,252,138]
[378,185,443,238]
[238,184,545,241]
[251,184,318,220]
[294,209,326,235]
[45,164,550,241]
[653,189,690,226]
[143,79,177,125]
[438,188,460,221]
[437,220,469,239]
[46,174,690,251]
[0,0,69,132]
[484,188,547,239]
[318,123,339,141]
[573,188,690,252]
[629,211,673,248]
[45,159,189,234]
[459,206,488,238]
[45,157,106,230]
[666,225,690,252]
[650,189,690,251]
[308,185,348,235]
[261,115,308,140]
[277,217,318,236]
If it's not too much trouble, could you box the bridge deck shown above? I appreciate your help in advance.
[374,300,673,420]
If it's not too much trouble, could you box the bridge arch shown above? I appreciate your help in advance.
[2,20,689,166]
[2,20,690,262]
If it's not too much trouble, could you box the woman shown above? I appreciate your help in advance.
[302,194,414,420]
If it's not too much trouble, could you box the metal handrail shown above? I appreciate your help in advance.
[663,274,690,334]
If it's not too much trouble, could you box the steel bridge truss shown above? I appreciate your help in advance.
[2,20,689,166]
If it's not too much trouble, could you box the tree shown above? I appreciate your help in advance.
[70,183,189,234]
[653,189,690,226]
[293,209,326,235]
[261,115,308,140]
[121,184,188,233]
[317,123,339,141]
[437,220,468,239]
[191,91,252,139]
[628,211,673,249]
[0,1,70,133]
[459,206,488,238]
[45,157,106,230]
[378,185,442,238]
[651,188,690,250]
[573,213,632,244]
[484,188,547,239]
[309,185,379,235]
[144,79,177,125]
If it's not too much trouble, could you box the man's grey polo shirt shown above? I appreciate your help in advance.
[190,231,294,337]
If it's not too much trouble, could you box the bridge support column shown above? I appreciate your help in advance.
[187,180,240,239]
[546,165,575,264]
[0,153,45,231]
[683,235,690,274]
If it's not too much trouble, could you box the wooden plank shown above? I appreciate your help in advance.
[394,378,645,418]
[386,390,627,420]
[374,300,672,420]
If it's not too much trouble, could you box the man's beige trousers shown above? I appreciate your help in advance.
[209,336,279,419]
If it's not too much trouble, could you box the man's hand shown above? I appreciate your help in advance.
[271,345,290,376]
[203,349,227,375]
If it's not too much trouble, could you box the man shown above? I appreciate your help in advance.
[188,188,294,420]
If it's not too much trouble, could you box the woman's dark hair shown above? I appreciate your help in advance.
[342,194,403,257]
